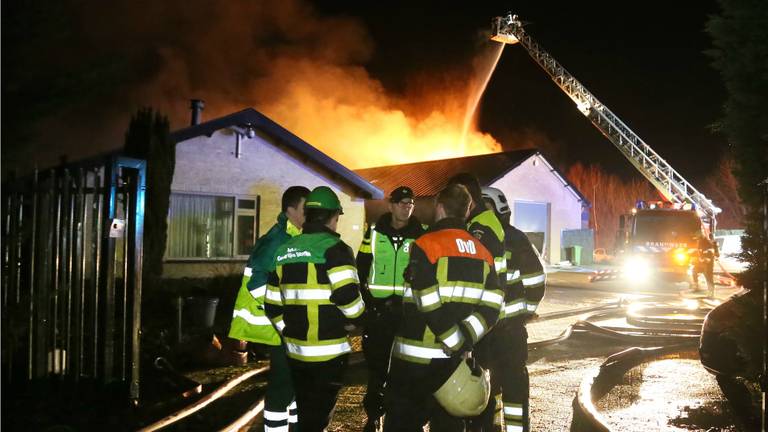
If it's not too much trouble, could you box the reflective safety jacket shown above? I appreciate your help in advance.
[265,222,366,362]
[229,213,301,345]
[501,224,546,320]
[357,213,426,300]
[467,209,507,285]
[392,217,504,365]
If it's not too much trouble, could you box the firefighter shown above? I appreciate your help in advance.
[265,186,366,432]
[228,185,309,431]
[691,231,719,297]
[384,184,504,432]
[357,185,427,431]
[481,186,546,432]
[446,174,507,432]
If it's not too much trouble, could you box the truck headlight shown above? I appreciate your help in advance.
[623,256,651,282]
[673,248,689,266]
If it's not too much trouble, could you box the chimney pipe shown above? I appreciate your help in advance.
[190,99,205,126]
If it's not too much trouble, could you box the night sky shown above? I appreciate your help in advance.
[2,0,726,184]
[314,0,726,181]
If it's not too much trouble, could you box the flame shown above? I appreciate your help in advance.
[253,49,503,169]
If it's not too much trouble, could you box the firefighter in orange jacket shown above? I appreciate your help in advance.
[384,184,504,432]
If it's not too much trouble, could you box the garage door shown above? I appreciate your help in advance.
[514,201,549,258]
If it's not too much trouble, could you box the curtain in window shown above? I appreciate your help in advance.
[166,193,234,258]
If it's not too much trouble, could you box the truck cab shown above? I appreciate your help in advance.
[617,201,702,285]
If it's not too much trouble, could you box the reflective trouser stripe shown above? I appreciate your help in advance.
[264,409,289,432]
[504,402,525,432]
[368,284,405,297]
[288,400,298,423]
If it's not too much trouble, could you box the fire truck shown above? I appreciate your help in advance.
[491,14,721,285]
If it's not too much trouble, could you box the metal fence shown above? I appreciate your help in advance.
[2,156,146,400]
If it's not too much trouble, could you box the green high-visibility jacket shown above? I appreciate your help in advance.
[357,213,426,299]
[265,222,366,362]
[229,213,301,345]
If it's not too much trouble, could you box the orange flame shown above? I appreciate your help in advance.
[255,50,503,169]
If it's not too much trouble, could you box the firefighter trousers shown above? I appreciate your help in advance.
[361,300,400,424]
[471,321,529,432]
[384,357,466,432]
[264,343,298,431]
[287,354,348,432]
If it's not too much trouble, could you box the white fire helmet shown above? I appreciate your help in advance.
[433,357,491,417]
[481,186,511,215]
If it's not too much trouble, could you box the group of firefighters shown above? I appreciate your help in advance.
[228,173,546,432]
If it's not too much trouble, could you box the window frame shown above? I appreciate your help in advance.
[164,191,260,261]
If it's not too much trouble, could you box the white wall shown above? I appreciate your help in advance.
[490,154,585,264]
[166,128,366,278]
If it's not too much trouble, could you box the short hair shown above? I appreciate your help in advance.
[282,186,310,212]
[437,184,472,219]
[304,208,339,226]
[446,173,483,208]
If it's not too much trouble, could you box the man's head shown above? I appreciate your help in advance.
[388,186,415,228]
[282,186,311,227]
[435,184,472,222]
[304,186,343,231]
[481,186,511,225]
[447,173,483,212]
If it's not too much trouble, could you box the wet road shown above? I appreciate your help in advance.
[327,268,745,431]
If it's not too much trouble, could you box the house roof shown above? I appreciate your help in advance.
[171,108,384,200]
[355,149,590,205]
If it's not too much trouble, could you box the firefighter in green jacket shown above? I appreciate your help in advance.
[266,186,367,432]
[482,186,546,432]
[357,186,426,431]
[228,185,309,432]
[384,183,503,431]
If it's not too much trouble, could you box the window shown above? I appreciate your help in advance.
[166,193,259,259]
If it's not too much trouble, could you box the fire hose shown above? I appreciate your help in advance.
[549,303,710,432]
[138,301,710,431]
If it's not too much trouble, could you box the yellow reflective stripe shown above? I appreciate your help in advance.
[249,284,266,299]
[232,308,273,326]
[522,273,545,287]
[415,286,441,312]
[266,285,282,303]
[440,325,465,350]
[462,313,487,341]
[526,302,539,313]
[393,340,449,360]
[481,289,504,308]
[506,425,524,432]
[273,316,285,332]
[327,265,359,288]
[494,257,507,273]
[338,296,365,318]
[284,339,351,359]
[282,288,333,301]
[503,300,526,317]
[439,285,484,301]
[506,269,521,282]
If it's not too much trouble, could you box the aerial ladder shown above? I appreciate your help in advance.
[490,13,721,230]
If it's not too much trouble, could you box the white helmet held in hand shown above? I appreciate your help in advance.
[433,358,491,417]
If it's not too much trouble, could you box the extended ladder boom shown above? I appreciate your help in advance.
[491,14,720,222]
